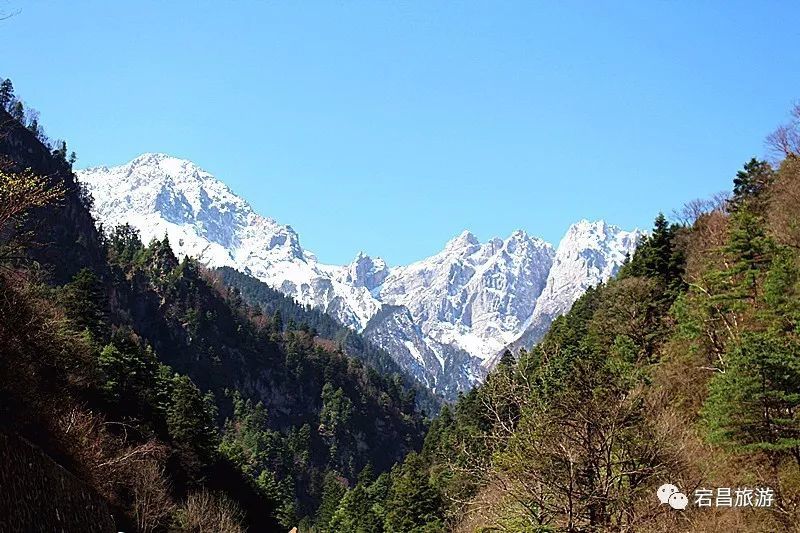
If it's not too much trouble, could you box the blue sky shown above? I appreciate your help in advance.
[1,1,799,265]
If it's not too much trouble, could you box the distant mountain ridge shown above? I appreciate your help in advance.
[78,153,643,398]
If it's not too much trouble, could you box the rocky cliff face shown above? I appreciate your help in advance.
[78,154,642,398]
[499,219,643,362]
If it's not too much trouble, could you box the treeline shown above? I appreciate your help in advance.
[0,77,76,166]
[216,266,442,416]
[0,91,427,531]
[316,104,800,532]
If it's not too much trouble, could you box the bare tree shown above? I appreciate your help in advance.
[132,459,176,533]
[671,192,729,226]
[767,103,800,162]
[176,490,245,533]
[0,166,64,268]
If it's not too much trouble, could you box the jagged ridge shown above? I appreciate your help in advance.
[78,154,643,398]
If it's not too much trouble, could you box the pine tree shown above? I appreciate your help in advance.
[328,474,389,533]
[497,349,515,369]
[722,208,773,303]
[167,374,219,463]
[702,332,800,466]
[620,213,685,297]
[10,100,24,122]
[384,452,443,533]
[151,234,178,274]
[97,341,156,408]
[316,470,347,532]
[731,158,774,211]
[60,268,108,338]
[272,309,284,333]
[107,223,145,264]
[0,78,14,111]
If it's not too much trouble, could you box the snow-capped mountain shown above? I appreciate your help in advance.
[77,153,641,399]
[79,153,381,330]
[500,219,644,362]
[376,229,555,362]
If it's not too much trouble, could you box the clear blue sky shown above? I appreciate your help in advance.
[2,1,799,265]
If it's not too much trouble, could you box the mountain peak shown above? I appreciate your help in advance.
[132,151,174,162]
[344,251,389,290]
[570,218,608,231]
[445,230,480,250]
[78,152,641,396]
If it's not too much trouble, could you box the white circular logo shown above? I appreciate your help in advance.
[668,492,688,510]
[657,483,679,504]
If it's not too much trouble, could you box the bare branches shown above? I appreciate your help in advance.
[0,167,64,269]
[767,102,800,162]
[671,192,730,227]
[0,8,20,22]
[176,490,245,533]
[0,167,64,231]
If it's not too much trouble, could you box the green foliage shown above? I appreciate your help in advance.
[695,216,800,463]
[59,268,109,339]
[167,373,220,464]
[328,481,376,532]
[731,158,774,211]
[10,99,23,122]
[703,332,800,456]
[218,391,298,526]
[106,223,146,265]
[383,453,443,533]
[619,213,685,297]
[97,339,156,407]
[216,266,442,414]
[316,470,348,532]
[0,78,14,110]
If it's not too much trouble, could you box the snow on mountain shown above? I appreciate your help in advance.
[77,154,640,399]
[78,153,381,330]
[363,306,484,398]
[376,229,554,366]
[500,220,643,360]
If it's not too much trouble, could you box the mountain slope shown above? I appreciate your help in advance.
[78,154,641,398]
[79,153,381,330]
[501,219,644,360]
[1,108,428,529]
[214,265,442,414]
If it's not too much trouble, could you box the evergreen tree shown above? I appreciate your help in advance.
[384,452,443,533]
[272,309,284,333]
[620,213,685,297]
[10,100,23,122]
[703,332,800,465]
[497,349,515,369]
[316,470,347,531]
[107,223,145,264]
[27,116,39,137]
[60,268,108,339]
[0,78,13,110]
[151,234,178,274]
[167,374,219,464]
[731,158,774,211]
[97,340,157,409]
[328,477,383,533]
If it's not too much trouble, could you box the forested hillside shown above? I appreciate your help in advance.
[0,80,427,531]
[316,105,800,532]
[3,69,800,533]
[215,266,441,414]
